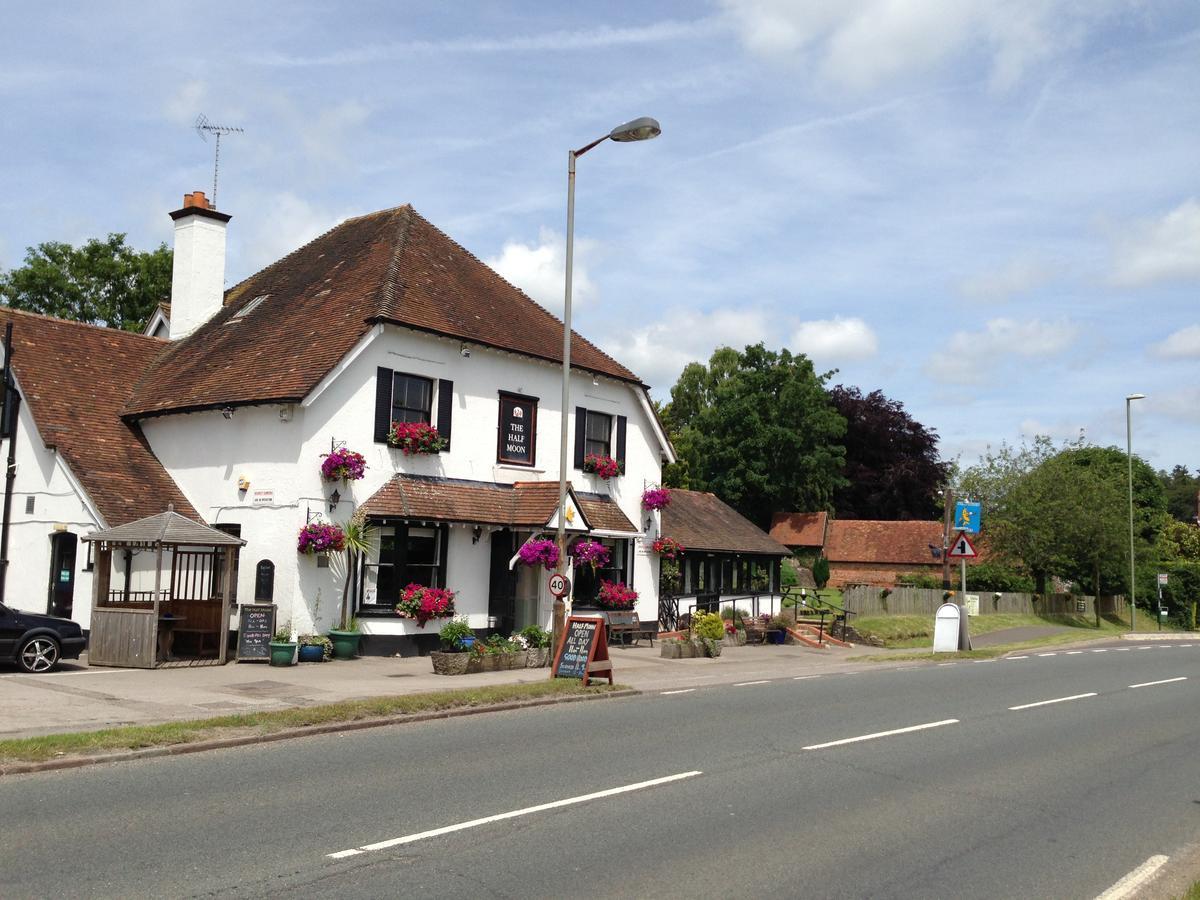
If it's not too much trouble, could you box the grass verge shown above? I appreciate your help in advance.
[0,680,622,766]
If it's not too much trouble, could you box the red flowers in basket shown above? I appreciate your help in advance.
[651,536,685,560]
[641,487,671,510]
[596,580,638,610]
[395,583,457,627]
[297,522,346,555]
[582,453,621,480]
[388,421,447,455]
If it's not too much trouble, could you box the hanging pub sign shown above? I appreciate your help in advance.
[497,393,538,466]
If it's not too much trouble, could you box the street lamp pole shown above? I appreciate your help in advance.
[553,117,661,651]
[1126,393,1145,633]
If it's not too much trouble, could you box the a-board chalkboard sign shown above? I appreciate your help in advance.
[236,603,276,662]
[551,616,613,686]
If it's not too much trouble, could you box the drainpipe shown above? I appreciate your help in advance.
[0,323,20,605]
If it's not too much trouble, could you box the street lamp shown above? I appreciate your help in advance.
[1126,393,1145,632]
[554,116,662,648]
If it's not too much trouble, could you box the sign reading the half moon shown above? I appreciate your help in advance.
[498,393,537,466]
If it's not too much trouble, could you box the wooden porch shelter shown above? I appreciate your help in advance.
[82,507,246,668]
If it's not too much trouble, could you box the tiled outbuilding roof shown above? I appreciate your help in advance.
[660,489,790,556]
[823,519,945,565]
[124,205,642,418]
[0,308,199,525]
[358,474,635,533]
[83,509,245,547]
[768,511,828,547]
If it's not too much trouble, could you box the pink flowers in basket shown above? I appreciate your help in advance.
[297,522,346,555]
[596,580,638,610]
[395,584,457,627]
[641,487,671,510]
[570,539,611,570]
[518,538,560,569]
[320,447,367,483]
[582,453,621,480]
[388,421,447,455]
[651,536,684,560]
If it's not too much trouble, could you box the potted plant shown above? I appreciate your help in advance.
[430,617,474,676]
[387,421,447,455]
[768,614,792,644]
[297,633,332,662]
[320,447,367,484]
[329,518,371,659]
[582,453,621,480]
[518,625,552,667]
[297,521,346,556]
[270,625,297,666]
[395,583,457,627]
[651,536,684,560]
[641,487,671,510]
[570,539,610,570]
[517,538,559,569]
[594,579,638,610]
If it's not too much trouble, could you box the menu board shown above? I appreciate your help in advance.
[552,616,612,686]
[498,393,537,466]
[236,604,276,662]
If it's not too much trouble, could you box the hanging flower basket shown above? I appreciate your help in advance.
[641,487,671,510]
[595,579,638,610]
[396,584,457,626]
[651,536,684,561]
[518,539,560,569]
[388,421,447,455]
[320,447,367,483]
[297,522,346,555]
[582,453,622,480]
[570,539,610,570]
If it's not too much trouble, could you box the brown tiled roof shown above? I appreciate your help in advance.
[0,309,199,525]
[769,511,828,547]
[124,205,642,417]
[660,489,790,556]
[358,474,635,532]
[823,520,945,565]
[84,509,245,547]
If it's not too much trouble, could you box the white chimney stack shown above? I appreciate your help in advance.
[168,190,230,340]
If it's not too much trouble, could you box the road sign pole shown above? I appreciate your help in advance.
[961,558,967,593]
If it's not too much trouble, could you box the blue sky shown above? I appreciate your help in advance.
[3,1,1198,473]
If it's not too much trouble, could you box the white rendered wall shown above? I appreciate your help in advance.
[0,392,99,628]
[169,214,227,340]
[140,324,666,635]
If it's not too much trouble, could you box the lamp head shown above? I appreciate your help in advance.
[609,116,661,143]
[1126,393,1146,401]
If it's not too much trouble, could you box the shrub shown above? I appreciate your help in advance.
[518,624,552,649]
[812,556,830,588]
[692,611,725,641]
[896,572,942,589]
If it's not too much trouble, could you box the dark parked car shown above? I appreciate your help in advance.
[0,602,86,673]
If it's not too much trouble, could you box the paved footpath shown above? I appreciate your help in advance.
[0,641,909,740]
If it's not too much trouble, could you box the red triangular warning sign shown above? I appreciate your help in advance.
[947,531,978,559]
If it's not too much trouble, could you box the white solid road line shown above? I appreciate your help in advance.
[1009,692,1097,711]
[1092,649,1109,653]
[661,689,696,695]
[802,719,959,751]
[1007,655,1030,660]
[1037,652,1058,657]
[1095,854,1170,900]
[1066,651,1083,655]
[1116,648,1132,652]
[1129,677,1187,689]
[794,674,823,680]
[327,771,704,859]
[735,680,771,687]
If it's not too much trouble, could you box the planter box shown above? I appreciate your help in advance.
[678,641,697,659]
[430,650,472,676]
[501,651,526,669]
[660,642,681,659]
[525,648,550,667]
[479,654,500,672]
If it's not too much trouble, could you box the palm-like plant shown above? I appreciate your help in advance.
[337,517,372,631]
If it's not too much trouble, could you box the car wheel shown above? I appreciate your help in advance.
[18,636,60,673]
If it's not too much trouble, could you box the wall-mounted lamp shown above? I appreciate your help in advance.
[472,526,482,544]
[237,476,250,492]
[221,407,235,420]
[460,343,471,358]
[592,375,599,386]
[328,489,340,513]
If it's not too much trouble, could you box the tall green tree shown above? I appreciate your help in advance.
[0,233,171,332]
[1158,465,1200,524]
[662,343,847,528]
[829,385,950,520]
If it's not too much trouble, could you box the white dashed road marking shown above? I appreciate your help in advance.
[734,680,771,687]
[1129,677,1187,689]
[1009,692,1097,711]
[803,719,959,751]
[661,689,695,695]
[1095,855,1170,900]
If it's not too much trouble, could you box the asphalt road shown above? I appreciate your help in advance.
[2,642,1198,899]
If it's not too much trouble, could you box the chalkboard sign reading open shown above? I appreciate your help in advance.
[236,604,276,662]
[551,616,612,686]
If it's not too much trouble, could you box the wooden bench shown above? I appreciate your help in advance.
[607,611,656,647]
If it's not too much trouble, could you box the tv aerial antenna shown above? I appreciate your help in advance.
[194,114,243,209]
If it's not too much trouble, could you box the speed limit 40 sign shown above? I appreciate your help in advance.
[548,572,572,598]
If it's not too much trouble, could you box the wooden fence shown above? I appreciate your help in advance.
[843,584,1124,619]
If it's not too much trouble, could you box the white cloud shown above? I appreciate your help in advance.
[484,228,596,315]
[1110,198,1200,287]
[1151,324,1200,359]
[925,317,1079,382]
[959,257,1052,302]
[1150,387,1200,425]
[234,191,348,277]
[718,0,1128,90]
[790,316,879,362]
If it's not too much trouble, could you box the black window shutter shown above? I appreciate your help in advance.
[437,379,453,451]
[615,415,627,468]
[374,367,393,443]
[437,525,449,588]
[573,406,587,469]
